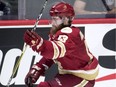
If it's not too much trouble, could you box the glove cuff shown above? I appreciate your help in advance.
[32,37,44,52]
[36,38,44,50]
[32,65,41,71]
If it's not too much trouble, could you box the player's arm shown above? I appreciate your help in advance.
[24,30,69,59]
[25,57,54,86]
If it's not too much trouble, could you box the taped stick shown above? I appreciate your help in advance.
[7,43,27,87]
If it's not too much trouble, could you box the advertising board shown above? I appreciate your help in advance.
[0,19,115,87]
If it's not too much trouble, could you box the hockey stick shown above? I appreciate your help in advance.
[6,0,48,87]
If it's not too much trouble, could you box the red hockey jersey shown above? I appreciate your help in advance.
[37,26,99,80]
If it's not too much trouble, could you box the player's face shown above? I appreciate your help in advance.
[51,16,63,29]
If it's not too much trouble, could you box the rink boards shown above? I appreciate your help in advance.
[0,18,115,87]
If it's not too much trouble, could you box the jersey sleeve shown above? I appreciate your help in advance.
[38,27,75,60]
[34,57,54,75]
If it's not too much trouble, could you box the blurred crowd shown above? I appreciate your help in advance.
[73,0,116,15]
[0,0,115,19]
[0,0,11,16]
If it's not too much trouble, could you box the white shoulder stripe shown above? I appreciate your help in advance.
[51,41,60,59]
[55,41,66,57]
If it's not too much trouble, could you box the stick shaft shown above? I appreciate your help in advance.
[33,0,48,31]
[7,0,48,86]
[7,43,27,87]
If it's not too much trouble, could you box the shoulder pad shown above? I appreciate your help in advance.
[61,27,72,33]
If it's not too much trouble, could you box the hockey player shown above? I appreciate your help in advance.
[24,2,99,87]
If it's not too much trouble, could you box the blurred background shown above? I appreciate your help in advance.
[0,0,115,20]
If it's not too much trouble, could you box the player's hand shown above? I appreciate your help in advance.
[25,76,33,87]
[25,65,41,86]
[24,30,43,51]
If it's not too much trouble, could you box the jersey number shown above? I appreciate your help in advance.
[58,35,68,43]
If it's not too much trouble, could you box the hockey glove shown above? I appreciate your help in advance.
[25,65,42,86]
[24,30,43,52]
